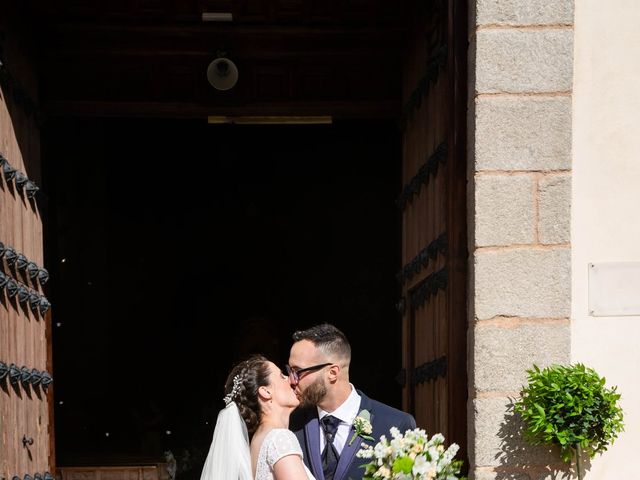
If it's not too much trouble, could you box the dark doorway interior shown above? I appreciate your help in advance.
[42,118,401,473]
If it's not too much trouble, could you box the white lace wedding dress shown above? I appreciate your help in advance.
[255,428,316,480]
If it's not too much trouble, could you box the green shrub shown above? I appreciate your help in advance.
[514,363,624,470]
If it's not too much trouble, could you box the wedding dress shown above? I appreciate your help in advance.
[255,428,316,480]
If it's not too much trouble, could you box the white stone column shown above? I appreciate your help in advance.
[468,2,575,479]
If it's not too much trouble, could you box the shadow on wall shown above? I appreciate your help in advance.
[493,400,579,480]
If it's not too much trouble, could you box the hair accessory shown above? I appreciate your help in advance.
[223,374,242,406]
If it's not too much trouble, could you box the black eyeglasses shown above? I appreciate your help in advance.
[285,362,332,384]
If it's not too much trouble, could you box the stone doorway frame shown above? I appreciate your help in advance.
[467,2,574,479]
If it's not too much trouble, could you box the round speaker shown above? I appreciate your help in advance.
[207,57,239,91]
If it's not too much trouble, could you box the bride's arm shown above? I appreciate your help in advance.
[272,454,310,480]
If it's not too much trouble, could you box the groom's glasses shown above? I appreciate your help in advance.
[285,363,332,384]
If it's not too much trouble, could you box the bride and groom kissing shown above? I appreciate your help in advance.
[200,323,415,480]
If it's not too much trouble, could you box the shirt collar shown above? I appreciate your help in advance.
[317,384,361,425]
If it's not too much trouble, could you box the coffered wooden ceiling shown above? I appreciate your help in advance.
[26,1,409,118]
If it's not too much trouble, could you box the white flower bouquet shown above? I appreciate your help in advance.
[356,427,466,480]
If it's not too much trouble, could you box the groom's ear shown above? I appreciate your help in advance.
[328,364,341,380]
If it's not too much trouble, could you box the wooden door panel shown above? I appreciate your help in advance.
[1,149,51,479]
[0,10,53,479]
[400,0,467,464]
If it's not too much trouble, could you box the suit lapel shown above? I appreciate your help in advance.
[333,431,362,480]
[305,415,324,480]
[333,393,375,480]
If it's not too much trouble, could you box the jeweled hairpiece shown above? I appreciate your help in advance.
[223,374,242,406]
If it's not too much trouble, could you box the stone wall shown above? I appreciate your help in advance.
[468,1,575,478]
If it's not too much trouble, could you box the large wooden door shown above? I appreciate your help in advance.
[0,8,54,480]
[400,0,468,460]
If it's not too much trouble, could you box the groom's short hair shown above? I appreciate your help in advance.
[292,323,351,364]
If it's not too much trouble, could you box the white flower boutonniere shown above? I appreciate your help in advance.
[348,409,374,446]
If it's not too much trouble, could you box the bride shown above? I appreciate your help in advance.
[200,355,315,480]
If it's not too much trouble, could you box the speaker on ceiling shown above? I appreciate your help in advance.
[207,56,239,91]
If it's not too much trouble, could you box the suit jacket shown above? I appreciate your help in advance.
[290,390,416,480]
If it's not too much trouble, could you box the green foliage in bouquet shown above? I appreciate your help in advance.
[514,364,624,477]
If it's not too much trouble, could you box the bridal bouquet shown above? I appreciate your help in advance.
[356,427,466,480]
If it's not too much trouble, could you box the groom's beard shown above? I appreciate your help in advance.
[298,376,327,408]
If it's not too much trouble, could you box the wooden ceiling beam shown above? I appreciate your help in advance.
[29,2,407,119]
[25,0,408,27]
[40,26,406,58]
[42,100,401,120]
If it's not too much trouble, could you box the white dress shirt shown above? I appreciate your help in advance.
[317,384,362,455]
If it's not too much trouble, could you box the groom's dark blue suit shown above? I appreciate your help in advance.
[290,390,416,480]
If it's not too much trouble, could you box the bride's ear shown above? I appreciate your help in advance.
[258,386,272,401]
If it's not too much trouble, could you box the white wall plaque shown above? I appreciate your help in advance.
[588,262,640,316]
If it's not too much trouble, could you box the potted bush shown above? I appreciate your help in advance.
[514,363,624,479]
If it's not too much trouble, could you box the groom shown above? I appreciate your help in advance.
[288,323,416,480]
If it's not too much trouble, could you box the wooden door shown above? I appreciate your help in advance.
[399,0,468,461]
[0,8,54,480]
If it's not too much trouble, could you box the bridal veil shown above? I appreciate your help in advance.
[200,402,253,480]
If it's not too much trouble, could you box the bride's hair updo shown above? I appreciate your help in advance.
[224,355,271,435]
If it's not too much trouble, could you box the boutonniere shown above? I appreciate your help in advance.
[348,409,374,445]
